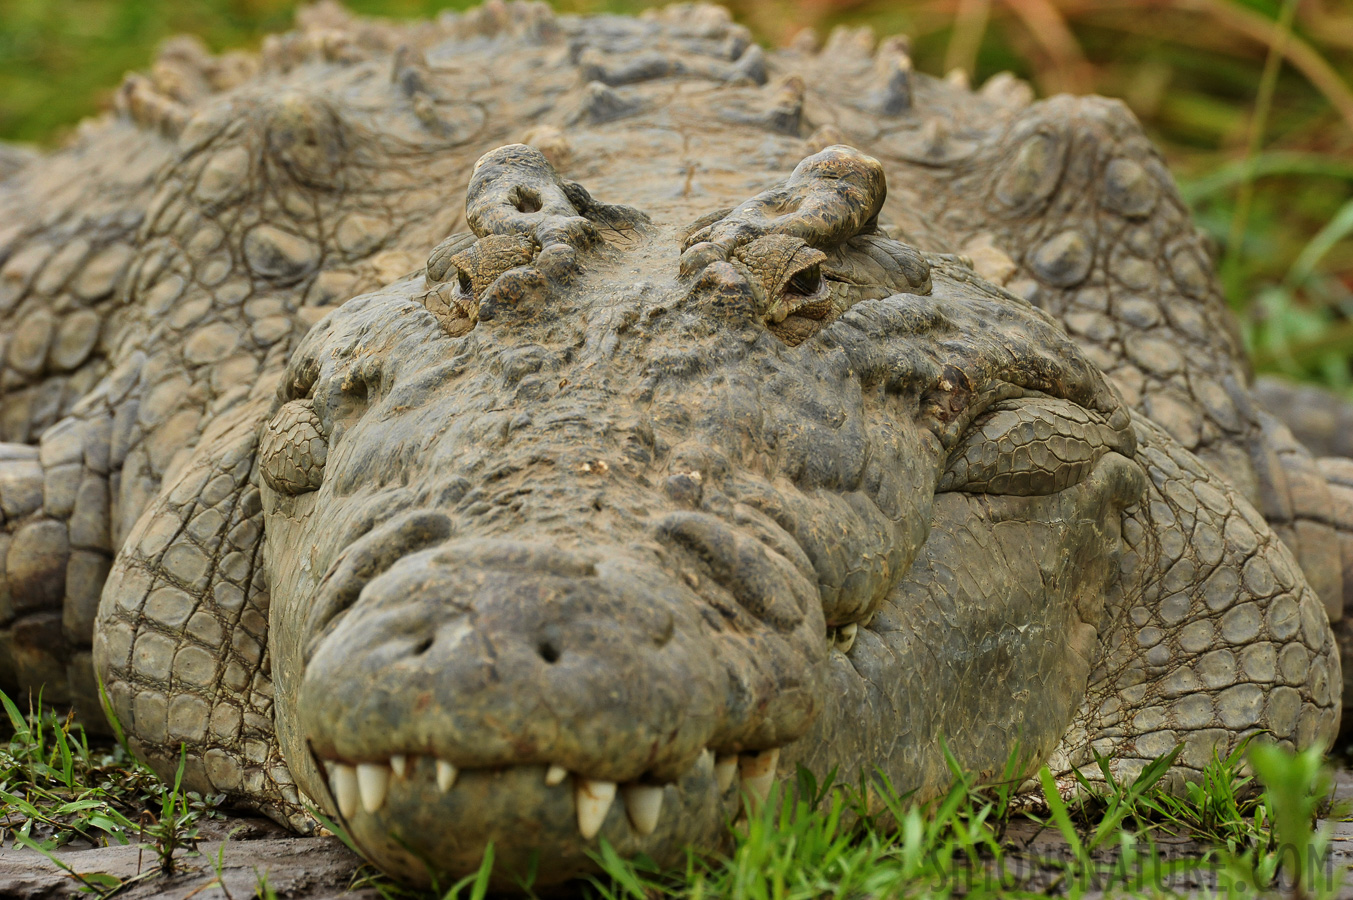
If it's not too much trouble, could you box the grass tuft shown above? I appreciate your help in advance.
[4,682,1343,899]
[0,689,223,895]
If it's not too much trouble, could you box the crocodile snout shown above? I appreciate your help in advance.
[297,534,805,869]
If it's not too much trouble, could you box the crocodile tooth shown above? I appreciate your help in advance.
[714,754,738,791]
[740,748,779,804]
[697,748,715,775]
[545,764,569,786]
[575,779,616,840]
[356,763,390,813]
[436,760,459,792]
[837,622,858,653]
[390,754,408,779]
[623,784,664,836]
[331,763,359,819]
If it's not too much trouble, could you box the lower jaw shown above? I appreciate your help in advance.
[335,754,738,888]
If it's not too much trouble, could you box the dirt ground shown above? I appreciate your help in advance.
[7,772,1353,899]
[0,812,376,900]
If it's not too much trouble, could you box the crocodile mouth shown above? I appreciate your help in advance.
[307,744,781,885]
[292,531,822,885]
[313,745,778,836]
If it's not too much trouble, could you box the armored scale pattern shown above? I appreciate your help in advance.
[0,1,1347,888]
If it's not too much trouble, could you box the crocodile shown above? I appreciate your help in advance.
[0,1,1347,888]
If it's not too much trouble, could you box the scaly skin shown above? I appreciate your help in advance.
[1252,375,1353,710]
[0,1,1342,888]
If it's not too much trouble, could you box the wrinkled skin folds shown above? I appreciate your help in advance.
[250,144,1331,884]
[0,3,1338,891]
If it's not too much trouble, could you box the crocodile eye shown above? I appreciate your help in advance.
[260,398,328,495]
[786,263,822,297]
[938,397,1130,496]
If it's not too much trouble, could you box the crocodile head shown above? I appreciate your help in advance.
[256,144,1146,885]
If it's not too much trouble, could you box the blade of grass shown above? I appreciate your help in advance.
[1287,196,1353,288]
[1005,0,1093,93]
[943,0,992,79]
[1179,152,1353,203]
[1221,0,1300,306]
[1187,0,1353,131]
[1253,319,1353,370]
[1038,767,1084,860]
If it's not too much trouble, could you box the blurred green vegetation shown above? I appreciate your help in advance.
[1,0,1351,389]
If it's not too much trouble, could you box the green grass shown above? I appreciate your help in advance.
[0,689,223,896]
[578,742,1344,900]
[310,743,1348,899]
[1,684,1346,898]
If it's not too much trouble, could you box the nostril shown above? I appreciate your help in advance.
[512,186,542,214]
[537,639,561,664]
[411,636,434,656]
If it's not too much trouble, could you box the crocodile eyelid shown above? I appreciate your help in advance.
[260,397,328,495]
[938,396,1134,497]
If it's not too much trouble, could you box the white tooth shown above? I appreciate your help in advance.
[714,755,738,792]
[740,748,780,805]
[623,784,664,836]
[545,764,569,786]
[436,760,459,792]
[837,623,858,653]
[575,779,616,840]
[390,754,408,779]
[356,763,390,813]
[331,763,359,819]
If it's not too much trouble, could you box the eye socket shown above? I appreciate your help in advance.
[938,397,1129,496]
[786,263,822,297]
[260,398,328,495]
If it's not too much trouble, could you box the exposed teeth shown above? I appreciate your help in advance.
[714,754,738,791]
[356,763,390,813]
[740,748,780,805]
[545,764,569,786]
[837,622,858,653]
[575,779,616,840]
[330,763,359,819]
[436,760,459,792]
[390,754,408,779]
[623,784,664,836]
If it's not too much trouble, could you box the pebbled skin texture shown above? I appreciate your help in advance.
[0,0,1345,888]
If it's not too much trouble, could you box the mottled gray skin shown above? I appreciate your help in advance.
[0,1,1345,889]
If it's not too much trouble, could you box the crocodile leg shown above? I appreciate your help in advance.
[94,395,309,829]
[1246,375,1353,721]
[1050,415,1340,791]
[1250,413,1347,622]
[1309,457,1353,726]
[0,413,114,725]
